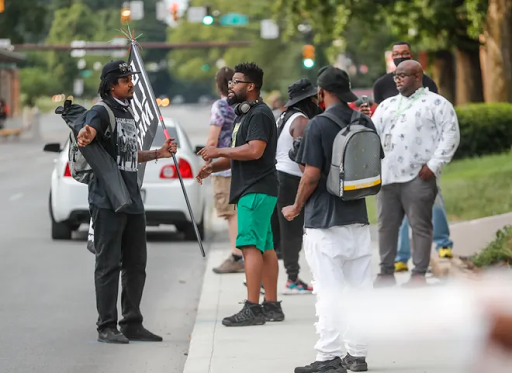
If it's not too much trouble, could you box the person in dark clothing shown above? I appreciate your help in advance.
[283,66,379,373]
[77,60,178,344]
[275,78,322,294]
[196,62,285,327]
[372,41,438,106]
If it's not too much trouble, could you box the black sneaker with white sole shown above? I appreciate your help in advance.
[295,357,346,373]
[120,325,163,342]
[262,300,285,322]
[222,301,266,327]
[341,353,368,372]
[97,327,129,344]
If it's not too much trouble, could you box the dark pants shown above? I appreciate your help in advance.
[377,176,437,276]
[276,171,305,281]
[91,206,147,331]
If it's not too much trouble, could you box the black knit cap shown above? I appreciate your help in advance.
[317,66,358,103]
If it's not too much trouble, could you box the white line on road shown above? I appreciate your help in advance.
[9,193,24,201]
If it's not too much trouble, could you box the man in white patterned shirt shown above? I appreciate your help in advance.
[371,60,460,287]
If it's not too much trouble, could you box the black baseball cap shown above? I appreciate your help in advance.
[284,78,318,108]
[100,60,141,80]
[317,66,358,103]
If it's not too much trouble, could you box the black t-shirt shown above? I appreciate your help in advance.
[373,72,438,104]
[297,102,379,229]
[86,97,144,214]
[229,102,278,204]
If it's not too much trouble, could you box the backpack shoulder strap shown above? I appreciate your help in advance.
[93,100,116,139]
[319,111,347,131]
[321,110,363,132]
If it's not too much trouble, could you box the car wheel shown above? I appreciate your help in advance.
[49,193,73,240]
[182,217,205,241]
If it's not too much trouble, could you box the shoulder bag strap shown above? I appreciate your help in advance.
[93,100,116,139]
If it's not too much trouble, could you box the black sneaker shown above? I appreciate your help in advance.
[295,357,346,373]
[120,325,163,342]
[262,300,285,322]
[341,353,368,372]
[97,327,129,344]
[222,301,266,327]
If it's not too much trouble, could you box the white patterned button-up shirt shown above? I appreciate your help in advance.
[372,87,460,186]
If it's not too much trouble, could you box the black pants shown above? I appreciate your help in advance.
[276,171,304,281]
[91,206,147,331]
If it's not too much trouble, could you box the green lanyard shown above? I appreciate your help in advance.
[396,88,425,118]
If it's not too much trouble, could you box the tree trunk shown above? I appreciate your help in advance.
[432,50,456,104]
[454,47,484,105]
[482,0,512,102]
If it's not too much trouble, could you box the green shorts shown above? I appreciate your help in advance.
[236,193,278,253]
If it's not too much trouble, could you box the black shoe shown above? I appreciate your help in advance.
[262,300,285,322]
[295,357,346,373]
[119,325,163,342]
[97,327,129,344]
[341,353,368,372]
[222,301,266,327]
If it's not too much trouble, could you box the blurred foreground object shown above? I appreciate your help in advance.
[339,269,512,372]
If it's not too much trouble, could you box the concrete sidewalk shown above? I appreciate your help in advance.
[183,213,512,373]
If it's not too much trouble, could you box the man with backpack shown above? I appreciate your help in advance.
[76,60,178,344]
[274,78,322,294]
[283,66,383,373]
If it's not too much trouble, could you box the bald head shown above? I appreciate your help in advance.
[394,60,424,97]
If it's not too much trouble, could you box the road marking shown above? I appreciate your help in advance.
[9,193,24,201]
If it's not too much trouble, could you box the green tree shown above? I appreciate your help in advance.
[167,0,310,99]
[275,0,490,104]
[45,2,99,95]
[0,0,48,43]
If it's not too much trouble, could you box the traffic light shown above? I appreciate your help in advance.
[121,7,131,23]
[0,0,4,13]
[170,2,178,21]
[203,5,214,25]
[302,44,315,69]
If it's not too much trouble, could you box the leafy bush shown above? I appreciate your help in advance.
[471,225,512,268]
[454,103,512,159]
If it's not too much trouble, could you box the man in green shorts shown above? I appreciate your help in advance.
[196,62,285,326]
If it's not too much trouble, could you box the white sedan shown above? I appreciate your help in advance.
[43,118,206,241]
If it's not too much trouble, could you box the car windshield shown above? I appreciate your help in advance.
[151,125,180,149]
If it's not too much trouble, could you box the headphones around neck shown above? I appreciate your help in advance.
[234,98,262,116]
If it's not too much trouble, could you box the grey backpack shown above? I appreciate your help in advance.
[322,111,382,201]
[68,101,116,184]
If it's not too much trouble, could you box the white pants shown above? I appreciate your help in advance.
[304,224,373,361]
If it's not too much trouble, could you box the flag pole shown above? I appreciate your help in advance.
[123,27,205,257]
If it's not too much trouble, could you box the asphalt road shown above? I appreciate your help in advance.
[0,104,216,373]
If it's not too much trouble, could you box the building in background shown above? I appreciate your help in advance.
[0,48,25,118]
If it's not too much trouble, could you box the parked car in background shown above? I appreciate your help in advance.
[43,117,206,241]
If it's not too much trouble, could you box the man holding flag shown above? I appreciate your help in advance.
[77,60,177,344]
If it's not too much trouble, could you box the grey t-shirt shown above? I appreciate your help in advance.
[86,98,144,214]
[297,102,378,229]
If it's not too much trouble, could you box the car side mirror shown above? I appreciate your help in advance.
[195,145,205,154]
[43,143,61,153]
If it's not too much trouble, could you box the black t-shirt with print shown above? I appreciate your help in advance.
[86,97,144,214]
[297,102,379,229]
[229,102,278,204]
[373,73,438,105]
